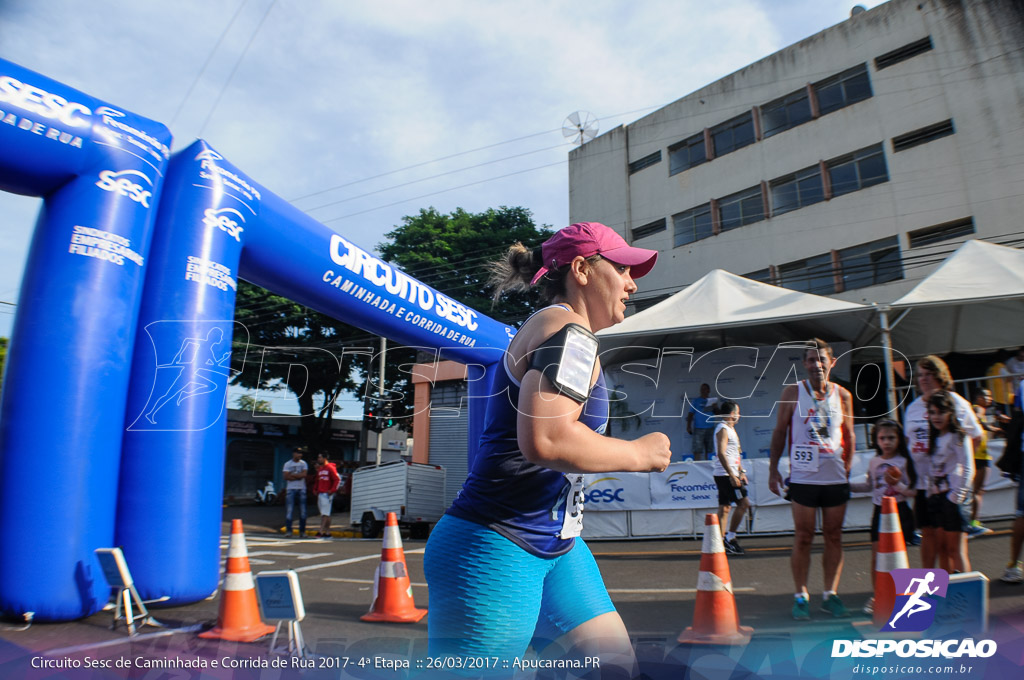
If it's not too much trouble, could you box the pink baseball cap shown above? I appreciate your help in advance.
[531,222,658,285]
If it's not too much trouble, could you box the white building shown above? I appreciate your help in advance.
[569,0,1024,309]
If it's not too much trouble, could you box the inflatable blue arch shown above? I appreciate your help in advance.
[0,57,512,621]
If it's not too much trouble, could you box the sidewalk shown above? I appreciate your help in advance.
[221,501,357,538]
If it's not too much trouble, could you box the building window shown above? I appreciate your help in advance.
[814,64,872,116]
[892,120,954,152]
[710,112,755,157]
[827,144,888,198]
[629,150,662,174]
[908,217,975,248]
[668,133,707,176]
[760,89,812,138]
[632,218,666,241]
[838,237,903,290]
[875,36,933,70]
[743,268,772,284]
[718,186,765,232]
[777,252,835,295]
[673,203,713,247]
[770,165,824,216]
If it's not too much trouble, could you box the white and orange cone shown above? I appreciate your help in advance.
[678,513,753,645]
[200,519,276,642]
[361,512,426,623]
[873,495,910,627]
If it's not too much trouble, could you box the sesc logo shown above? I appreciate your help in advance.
[884,568,948,632]
[95,169,153,207]
[202,208,245,242]
[585,477,625,504]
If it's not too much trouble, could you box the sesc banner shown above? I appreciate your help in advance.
[650,462,718,509]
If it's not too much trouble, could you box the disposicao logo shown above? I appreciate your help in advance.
[884,568,947,632]
[831,568,997,660]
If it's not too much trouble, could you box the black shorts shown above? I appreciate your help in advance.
[714,476,748,506]
[975,458,990,469]
[869,501,914,542]
[788,482,850,508]
[927,493,970,533]
[914,489,933,528]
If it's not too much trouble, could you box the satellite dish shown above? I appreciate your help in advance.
[851,5,867,16]
[562,111,599,146]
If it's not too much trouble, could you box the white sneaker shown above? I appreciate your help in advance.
[1001,562,1024,584]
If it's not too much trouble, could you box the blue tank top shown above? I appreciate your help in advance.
[447,311,610,558]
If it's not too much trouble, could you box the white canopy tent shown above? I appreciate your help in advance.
[872,239,1024,358]
[597,268,876,357]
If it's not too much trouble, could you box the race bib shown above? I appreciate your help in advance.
[791,444,819,473]
[559,474,585,539]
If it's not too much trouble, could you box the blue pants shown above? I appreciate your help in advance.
[285,488,306,533]
[424,515,615,663]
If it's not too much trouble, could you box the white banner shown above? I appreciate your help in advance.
[649,461,718,509]
[582,471,652,511]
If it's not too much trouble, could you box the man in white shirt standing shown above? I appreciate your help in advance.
[769,339,855,621]
[283,447,309,538]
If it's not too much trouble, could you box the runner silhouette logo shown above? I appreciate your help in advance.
[883,568,949,632]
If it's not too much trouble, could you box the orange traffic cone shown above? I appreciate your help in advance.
[678,513,753,645]
[200,519,276,642]
[873,495,910,627]
[361,512,426,623]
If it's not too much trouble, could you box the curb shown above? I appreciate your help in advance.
[279,528,360,539]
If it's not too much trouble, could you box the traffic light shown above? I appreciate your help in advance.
[364,409,383,433]
[383,403,394,429]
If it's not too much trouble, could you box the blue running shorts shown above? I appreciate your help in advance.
[424,514,615,662]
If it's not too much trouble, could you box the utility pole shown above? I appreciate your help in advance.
[375,336,386,466]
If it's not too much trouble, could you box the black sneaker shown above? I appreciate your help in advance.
[724,538,744,555]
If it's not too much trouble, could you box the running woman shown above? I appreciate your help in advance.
[423,222,671,675]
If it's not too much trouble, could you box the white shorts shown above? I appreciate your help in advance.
[317,492,334,516]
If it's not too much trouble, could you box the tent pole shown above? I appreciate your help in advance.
[879,306,898,416]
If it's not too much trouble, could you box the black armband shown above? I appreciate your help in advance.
[528,323,599,403]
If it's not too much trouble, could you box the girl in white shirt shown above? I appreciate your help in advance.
[927,391,975,574]
[850,419,916,614]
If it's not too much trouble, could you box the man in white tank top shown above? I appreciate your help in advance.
[768,339,855,621]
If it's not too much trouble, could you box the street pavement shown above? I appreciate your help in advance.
[1,503,1021,678]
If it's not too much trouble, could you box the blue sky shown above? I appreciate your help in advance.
[0,0,885,412]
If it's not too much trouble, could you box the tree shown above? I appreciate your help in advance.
[231,281,373,453]
[374,206,553,427]
[235,394,272,413]
[0,337,6,391]
[377,206,553,327]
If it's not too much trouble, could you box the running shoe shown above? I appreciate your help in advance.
[862,597,874,615]
[1001,562,1024,584]
[792,597,810,621]
[821,594,851,618]
[966,522,993,538]
[907,530,922,546]
[724,538,745,555]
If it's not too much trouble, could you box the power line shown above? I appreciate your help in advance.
[198,0,278,137]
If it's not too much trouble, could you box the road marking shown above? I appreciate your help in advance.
[324,577,428,588]
[291,548,424,574]
[247,551,333,560]
[591,541,875,557]
[42,625,205,656]
[607,587,755,594]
